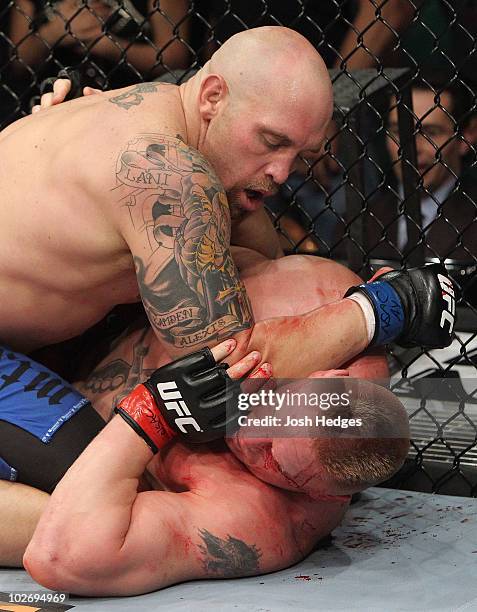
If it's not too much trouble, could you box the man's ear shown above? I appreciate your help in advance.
[198,74,228,120]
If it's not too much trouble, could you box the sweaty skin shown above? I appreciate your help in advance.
[0,26,336,378]
[21,252,391,595]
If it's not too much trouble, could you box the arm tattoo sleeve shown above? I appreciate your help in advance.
[113,134,253,351]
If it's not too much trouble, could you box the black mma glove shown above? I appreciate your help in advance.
[115,348,242,453]
[345,263,456,348]
[40,68,83,101]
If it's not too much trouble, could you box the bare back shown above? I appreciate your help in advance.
[0,83,185,351]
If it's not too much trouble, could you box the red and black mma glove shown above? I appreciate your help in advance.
[345,263,457,348]
[115,348,242,453]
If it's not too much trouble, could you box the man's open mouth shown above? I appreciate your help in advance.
[236,188,266,212]
[244,188,264,202]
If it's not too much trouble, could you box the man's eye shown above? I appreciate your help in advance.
[421,126,445,138]
[264,139,281,150]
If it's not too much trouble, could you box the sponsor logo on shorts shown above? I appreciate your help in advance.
[438,273,455,334]
[155,381,202,433]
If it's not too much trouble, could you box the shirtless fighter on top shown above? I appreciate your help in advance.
[0,25,454,375]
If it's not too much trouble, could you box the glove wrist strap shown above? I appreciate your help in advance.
[345,281,405,346]
[115,384,176,454]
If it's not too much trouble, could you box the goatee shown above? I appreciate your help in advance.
[227,189,247,223]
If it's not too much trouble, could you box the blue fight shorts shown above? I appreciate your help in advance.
[0,346,105,493]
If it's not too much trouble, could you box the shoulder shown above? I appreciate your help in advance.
[109,133,227,226]
[115,132,218,181]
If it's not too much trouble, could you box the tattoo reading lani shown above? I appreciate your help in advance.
[198,529,262,578]
[112,133,253,349]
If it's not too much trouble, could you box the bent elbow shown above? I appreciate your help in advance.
[25,542,92,594]
[24,541,128,596]
[24,545,69,593]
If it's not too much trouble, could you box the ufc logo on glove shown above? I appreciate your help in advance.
[438,273,455,333]
[156,381,202,433]
[115,347,243,453]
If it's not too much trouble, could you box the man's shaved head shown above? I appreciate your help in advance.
[209,26,332,116]
[182,26,333,219]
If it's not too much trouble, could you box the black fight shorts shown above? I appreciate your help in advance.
[0,346,105,493]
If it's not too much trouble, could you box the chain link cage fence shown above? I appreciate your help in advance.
[0,1,476,496]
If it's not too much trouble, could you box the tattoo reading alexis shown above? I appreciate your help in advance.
[198,529,262,578]
[113,133,253,350]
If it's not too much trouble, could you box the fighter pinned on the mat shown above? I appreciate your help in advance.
[14,250,412,596]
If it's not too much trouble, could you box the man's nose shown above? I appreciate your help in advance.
[265,157,294,185]
[416,137,436,162]
[416,130,437,153]
[414,136,430,163]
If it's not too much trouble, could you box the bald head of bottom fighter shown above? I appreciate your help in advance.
[222,250,406,499]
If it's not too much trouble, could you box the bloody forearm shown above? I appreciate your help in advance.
[230,298,368,378]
